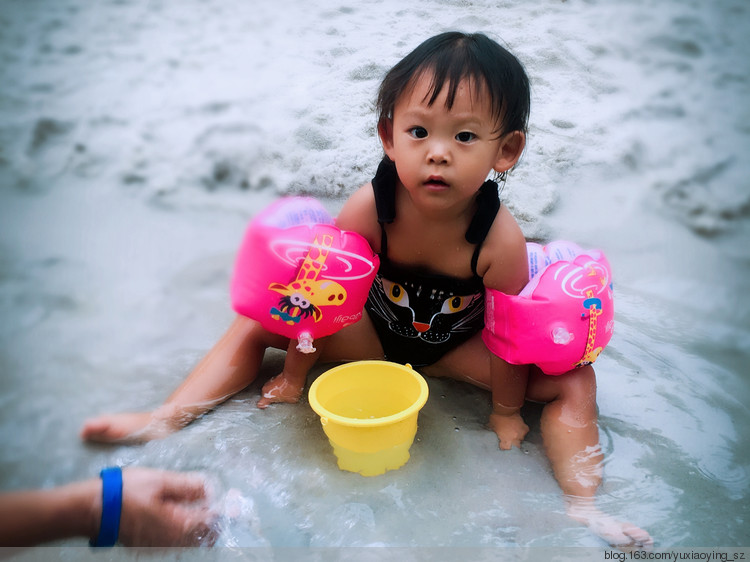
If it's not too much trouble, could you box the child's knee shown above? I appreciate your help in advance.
[561,363,596,388]
[558,365,598,414]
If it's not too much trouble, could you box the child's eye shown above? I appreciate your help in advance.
[408,127,428,139]
[456,131,476,143]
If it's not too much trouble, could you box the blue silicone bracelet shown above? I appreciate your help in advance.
[90,467,123,547]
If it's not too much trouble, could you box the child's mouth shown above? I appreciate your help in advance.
[424,177,449,189]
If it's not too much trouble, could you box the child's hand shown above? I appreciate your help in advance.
[257,374,304,409]
[488,412,529,450]
[257,338,321,409]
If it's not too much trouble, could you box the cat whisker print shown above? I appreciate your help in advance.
[365,276,402,325]
[445,294,484,334]
[367,276,484,347]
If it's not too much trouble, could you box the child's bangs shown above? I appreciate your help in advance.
[377,32,530,136]
[420,63,503,131]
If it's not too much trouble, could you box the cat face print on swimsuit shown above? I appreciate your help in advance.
[367,273,484,344]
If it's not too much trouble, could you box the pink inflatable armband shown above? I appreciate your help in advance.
[231,197,379,353]
[483,241,614,375]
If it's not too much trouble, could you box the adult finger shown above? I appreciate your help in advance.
[169,504,219,547]
[158,472,210,503]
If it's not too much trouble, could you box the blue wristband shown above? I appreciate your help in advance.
[90,467,123,547]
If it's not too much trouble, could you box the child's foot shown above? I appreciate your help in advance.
[80,411,178,444]
[566,498,654,550]
[257,374,304,409]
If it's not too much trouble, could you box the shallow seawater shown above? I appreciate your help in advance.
[1,0,749,558]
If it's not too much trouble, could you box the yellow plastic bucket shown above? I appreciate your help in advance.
[308,361,429,477]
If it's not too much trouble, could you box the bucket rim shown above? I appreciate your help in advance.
[308,360,429,428]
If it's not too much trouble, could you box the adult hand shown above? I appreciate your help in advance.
[115,467,218,547]
[0,467,218,547]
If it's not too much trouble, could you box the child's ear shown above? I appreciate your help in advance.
[378,119,396,160]
[493,131,526,173]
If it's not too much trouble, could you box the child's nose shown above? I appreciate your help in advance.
[427,140,450,164]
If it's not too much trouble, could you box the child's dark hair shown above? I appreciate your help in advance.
[376,32,530,137]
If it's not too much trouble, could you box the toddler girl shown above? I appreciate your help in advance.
[82,32,651,549]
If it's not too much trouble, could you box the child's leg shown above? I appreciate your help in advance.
[523,365,602,497]
[318,311,386,363]
[424,336,601,496]
[424,335,652,548]
[81,315,288,443]
[525,366,652,548]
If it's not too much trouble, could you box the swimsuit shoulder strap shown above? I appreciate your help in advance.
[370,159,501,277]
[371,157,398,258]
[466,180,501,277]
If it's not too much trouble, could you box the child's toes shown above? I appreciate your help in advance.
[80,412,158,443]
[80,416,123,442]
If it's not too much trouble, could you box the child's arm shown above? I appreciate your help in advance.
[477,206,531,449]
[257,184,380,408]
[332,183,381,249]
[257,340,322,408]
[488,355,530,449]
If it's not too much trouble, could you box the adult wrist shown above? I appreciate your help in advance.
[89,467,123,547]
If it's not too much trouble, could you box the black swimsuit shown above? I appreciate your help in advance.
[364,158,501,367]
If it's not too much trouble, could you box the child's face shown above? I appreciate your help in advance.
[380,71,523,214]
